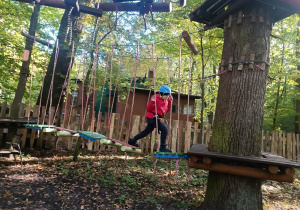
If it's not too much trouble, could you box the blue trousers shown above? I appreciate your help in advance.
[131,117,168,148]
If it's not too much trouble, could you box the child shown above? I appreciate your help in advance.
[128,85,173,152]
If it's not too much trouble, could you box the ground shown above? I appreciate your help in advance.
[0,150,299,209]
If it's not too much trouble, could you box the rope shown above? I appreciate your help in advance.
[46,40,59,126]
[81,44,87,130]
[27,37,36,124]
[82,46,99,130]
[167,57,173,148]
[106,56,123,138]
[174,158,179,183]
[153,58,160,151]
[95,53,110,131]
[118,62,136,141]
[125,45,139,143]
[68,51,82,127]
[153,158,158,182]
[38,41,50,125]
[52,42,75,125]
[91,48,98,132]
[106,45,114,137]
[185,52,193,150]
[62,42,75,128]
[177,37,182,152]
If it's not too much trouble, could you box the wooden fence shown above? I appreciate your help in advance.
[0,102,299,161]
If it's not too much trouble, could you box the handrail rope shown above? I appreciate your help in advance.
[105,45,114,137]
[177,36,182,152]
[125,45,139,144]
[81,44,87,130]
[27,37,36,124]
[82,45,98,131]
[62,42,75,128]
[141,43,155,130]
[118,60,136,142]
[82,45,98,133]
[167,57,173,148]
[46,40,59,126]
[38,41,50,125]
[153,57,160,152]
[91,52,98,133]
[52,42,74,125]
[106,55,122,138]
[68,50,82,127]
[185,52,193,151]
[95,53,110,131]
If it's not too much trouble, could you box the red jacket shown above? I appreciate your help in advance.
[145,94,172,119]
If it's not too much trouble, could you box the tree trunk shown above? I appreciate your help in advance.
[201,6,272,209]
[295,15,300,134]
[4,5,40,148]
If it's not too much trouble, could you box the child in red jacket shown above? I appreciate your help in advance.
[128,85,172,152]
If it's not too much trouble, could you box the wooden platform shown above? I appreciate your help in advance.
[188,144,300,169]
[187,144,300,183]
[0,118,37,128]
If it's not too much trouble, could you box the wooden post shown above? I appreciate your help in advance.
[171,120,178,152]
[184,121,192,153]
[292,133,296,160]
[287,133,292,160]
[182,31,199,55]
[193,122,199,145]
[188,161,294,183]
[282,132,286,158]
[278,131,283,156]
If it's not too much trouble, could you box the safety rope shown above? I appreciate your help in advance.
[153,58,160,151]
[105,45,114,136]
[106,55,122,137]
[95,53,110,131]
[176,36,182,152]
[38,41,50,125]
[124,45,139,143]
[27,37,36,124]
[45,40,59,126]
[80,44,87,130]
[52,42,75,125]
[62,42,75,128]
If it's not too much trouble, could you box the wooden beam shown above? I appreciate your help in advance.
[21,32,53,48]
[95,2,172,12]
[188,161,294,183]
[15,0,102,17]
[182,31,199,55]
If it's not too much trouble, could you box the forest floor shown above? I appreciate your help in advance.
[0,149,299,209]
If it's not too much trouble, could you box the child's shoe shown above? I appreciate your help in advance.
[159,147,172,153]
[128,138,139,147]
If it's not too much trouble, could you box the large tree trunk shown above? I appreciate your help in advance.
[295,15,300,134]
[4,4,41,148]
[201,6,272,209]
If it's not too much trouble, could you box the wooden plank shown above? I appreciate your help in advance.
[0,102,7,117]
[271,131,277,153]
[287,133,292,160]
[193,122,199,145]
[259,8,264,23]
[238,55,245,71]
[228,56,233,71]
[18,103,25,118]
[282,132,286,158]
[178,120,184,152]
[114,113,120,140]
[237,10,243,24]
[292,133,296,161]
[297,134,300,162]
[184,121,192,153]
[278,131,283,156]
[265,131,270,152]
[205,124,212,144]
[7,103,12,117]
[171,120,178,152]
[248,53,255,70]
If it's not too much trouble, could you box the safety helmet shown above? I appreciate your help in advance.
[159,85,171,95]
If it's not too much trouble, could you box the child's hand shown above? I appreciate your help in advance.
[151,95,156,101]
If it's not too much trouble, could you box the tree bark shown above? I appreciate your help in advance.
[4,5,40,149]
[201,6,272,209]
[39,5,86,109]
[295,15,300,134]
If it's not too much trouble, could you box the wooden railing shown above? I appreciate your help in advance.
[0,102,299,162]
